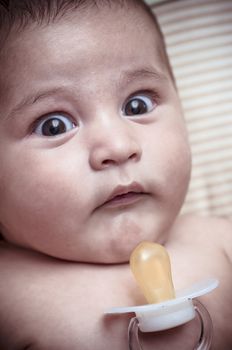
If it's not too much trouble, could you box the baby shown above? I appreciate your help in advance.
[0,0,231,349]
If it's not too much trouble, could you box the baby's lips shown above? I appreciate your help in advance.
[101,181,146,206]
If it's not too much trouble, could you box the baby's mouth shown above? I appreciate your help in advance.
[101,182,148,209]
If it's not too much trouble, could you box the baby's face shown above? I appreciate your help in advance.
[0,5,191,263]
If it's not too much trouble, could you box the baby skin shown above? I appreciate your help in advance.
[0,1,231,349]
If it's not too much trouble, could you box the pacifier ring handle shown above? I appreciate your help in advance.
[193,299,213,350]
[128,317,142,350]
[128,300,213,350]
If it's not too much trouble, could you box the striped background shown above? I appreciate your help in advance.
[146,0,232,218]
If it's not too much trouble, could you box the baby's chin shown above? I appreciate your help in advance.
[86,253,130,265]
[27,230,166,264]
[54,246,133,264]
[38,240,140,264]
[68,237,162,264]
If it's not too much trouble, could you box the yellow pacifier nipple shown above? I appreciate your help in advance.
[130,241,175,304]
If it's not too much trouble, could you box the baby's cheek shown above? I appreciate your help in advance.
[0,167,66,238]
[162,123,191,177]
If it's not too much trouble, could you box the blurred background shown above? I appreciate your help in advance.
[146,0,232,218]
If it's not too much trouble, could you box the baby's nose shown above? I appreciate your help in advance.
[88,119,142,170]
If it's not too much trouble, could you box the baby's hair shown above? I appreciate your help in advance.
[0,0,152,24]
[0,0,174,79]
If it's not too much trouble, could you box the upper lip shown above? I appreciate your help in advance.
[103,181,146,205]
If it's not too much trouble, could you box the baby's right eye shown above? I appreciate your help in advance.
[33,113,76,136]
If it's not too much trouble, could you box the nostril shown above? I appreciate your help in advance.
[129,152,138,161]
[101,151,140,168]
[102,159,114,166]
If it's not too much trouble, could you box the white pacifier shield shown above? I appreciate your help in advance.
[105,278,218,332]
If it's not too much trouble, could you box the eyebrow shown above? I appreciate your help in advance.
[5,67,167,121]
[120,67,168,85]
[5,87,67,121]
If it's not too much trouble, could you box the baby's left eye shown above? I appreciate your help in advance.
[123,94,156,116]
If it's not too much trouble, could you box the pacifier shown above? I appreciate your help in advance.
[106,241,218,350]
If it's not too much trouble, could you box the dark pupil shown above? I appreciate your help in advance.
[125,98,147,115]
[42,118,66,136]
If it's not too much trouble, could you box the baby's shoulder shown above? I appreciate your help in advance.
[170,213,232,253]
[0,243,133,349]
[166,213,232,295]
[173,212,232,233]
[177,213,231,228]
[168,215,232,348]
[0,244,86,348]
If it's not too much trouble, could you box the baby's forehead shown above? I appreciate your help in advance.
[0,0,173,85]
[0,1,160,59]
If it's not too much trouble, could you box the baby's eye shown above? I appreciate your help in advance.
[123,94,156,116]
[33,113,76,136]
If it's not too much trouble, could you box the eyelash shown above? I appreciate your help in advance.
[122,90,160,117]
[29,90,160,137]
[32,112,77,137]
